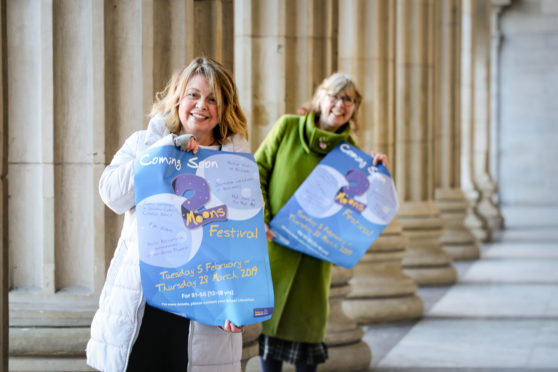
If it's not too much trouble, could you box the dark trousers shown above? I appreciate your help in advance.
[126,304,190,372]
[260,358,318,372]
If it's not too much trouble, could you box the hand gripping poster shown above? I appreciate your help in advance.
[134,145,274,326]
[269,142,399,269]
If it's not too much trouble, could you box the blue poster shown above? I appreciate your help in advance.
[134,145,274,326]
[269,142,399,269]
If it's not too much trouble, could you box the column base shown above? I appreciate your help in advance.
[342,295,423,323]
[436,188,480,261]
[325,268,371,370]
[9,327,90,371]
[478,200,505,231]
[469,229,490,242]
[345,217,425,323]
[241,323,262,371]
[9,357,93,372]
[399,202,458,286]
[463,190,491,242]
[477,175,506,231]
[442,242,480,260]
[9,322,262,372]
[403,265,457,286]
[321,341,372,371]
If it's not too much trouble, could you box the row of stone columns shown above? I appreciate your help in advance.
[7,1,120,368]
[1,0,507,370]
[2,0,259,369]
[339,0,503,368]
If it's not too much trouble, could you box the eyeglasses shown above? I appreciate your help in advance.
[327,94,356,107]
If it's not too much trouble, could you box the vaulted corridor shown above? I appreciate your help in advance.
[3,1,558,371]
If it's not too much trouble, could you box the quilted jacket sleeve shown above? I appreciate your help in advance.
[99,131,144,215]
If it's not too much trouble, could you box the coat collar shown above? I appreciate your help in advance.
[144,114,170,146]
[299,112,352,155]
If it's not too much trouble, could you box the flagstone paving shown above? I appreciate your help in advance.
[365,206,558,372]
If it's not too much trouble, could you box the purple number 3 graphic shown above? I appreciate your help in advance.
[341,169,370,197]
[172,174,210,211]
[171,174,227,229]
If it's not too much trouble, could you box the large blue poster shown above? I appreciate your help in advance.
[134,145,273,326]
[269,142,399,268]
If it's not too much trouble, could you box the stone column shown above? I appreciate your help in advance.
[148,0,195,103]
[5,1,255,370]
[194,0,234,70]
[461,0,491,242]
[488,0,511,224]
[470,0,505,234]
[395,0,457,286]
[7,2,104,370]
[104,0,151,275]
[433,0,479,261]
[234,0,337,148]
[339,0,423,323]
[241,323,261,372]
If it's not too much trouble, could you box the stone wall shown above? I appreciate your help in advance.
[498,0,558,205]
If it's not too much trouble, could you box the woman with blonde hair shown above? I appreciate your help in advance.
[255,72,388,372]
[87,57,249,372]
[150,56,248,148]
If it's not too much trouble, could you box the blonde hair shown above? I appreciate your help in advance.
[150,57,248,143]
[303,72,362,132]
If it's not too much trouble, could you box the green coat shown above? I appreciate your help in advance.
[255,113,355,343]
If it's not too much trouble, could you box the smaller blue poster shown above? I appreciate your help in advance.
[269,142,399,269]
[134,145,274,326]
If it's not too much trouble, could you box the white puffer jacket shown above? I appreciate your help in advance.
[86,116,250,372]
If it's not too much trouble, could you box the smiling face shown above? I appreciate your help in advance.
[178,74,220,145]
[318,88,356,132]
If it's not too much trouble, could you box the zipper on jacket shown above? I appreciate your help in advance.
[123,297,144,371]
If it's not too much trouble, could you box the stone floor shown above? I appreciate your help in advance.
[364,206,558,372]
[247,206,558,371]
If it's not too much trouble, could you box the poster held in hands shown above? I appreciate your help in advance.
[134,145,274,326]
[269,141,399,269]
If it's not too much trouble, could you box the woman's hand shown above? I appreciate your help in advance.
[174,134,199,154]
[265,223,275,242]
[222,320,243,333]
[371,151,389,168]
